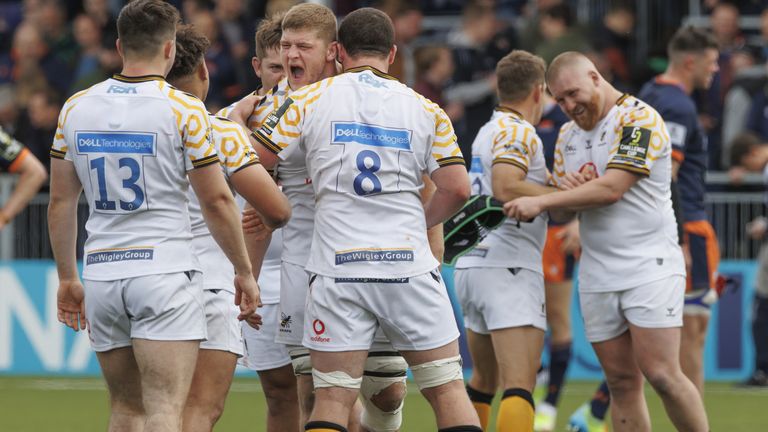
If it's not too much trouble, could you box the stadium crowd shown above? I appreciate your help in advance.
[2,0,768,431]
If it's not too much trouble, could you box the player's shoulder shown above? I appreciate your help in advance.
[210,115,247,135]
[290,75,336,102]
[616,94,665,130]
[556,120,578,141]
[159,82,207,113]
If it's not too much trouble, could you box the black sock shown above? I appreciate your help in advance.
[590,380,611,420]
[544,342,572,406]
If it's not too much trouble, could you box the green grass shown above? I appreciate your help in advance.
[1,377,766,431]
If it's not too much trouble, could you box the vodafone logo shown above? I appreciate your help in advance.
[312,319,326,335]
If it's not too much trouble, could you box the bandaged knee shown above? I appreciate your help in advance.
[289,347,312,376]
[312,369,362,389]
[360,355,408,431]
[410,355,463,390]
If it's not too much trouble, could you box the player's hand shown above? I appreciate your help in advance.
[747,216,768,240]
[57,279,86,331]
[558,219,580,253]
[504,196,543,221]
[234,272,262,322]
[557,171,591,190]
[245,313,264,330]
[242,208,272,239]
[229,93,263,127]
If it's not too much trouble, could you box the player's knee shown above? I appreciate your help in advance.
[605,370,643,395]
[644,370,677,397]
[111,395,145,417]
[411,355,464,391]
[370,381,407,412]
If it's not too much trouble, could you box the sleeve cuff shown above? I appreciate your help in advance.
[606,163,650,177]
[253,131,282,155]
[191,154,221,169]
[492,158,528,174]
[436,156,465,167]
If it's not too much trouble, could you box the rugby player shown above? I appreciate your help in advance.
[454,50,553,432]
[638,26,720,395]
[165,24,291,432]
[505,52,709,431]
[253,8,480,431]
[49,1,260,431]
[0,126,47,230]
[229,5,411,430]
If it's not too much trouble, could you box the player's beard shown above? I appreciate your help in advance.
[570,91,602,131]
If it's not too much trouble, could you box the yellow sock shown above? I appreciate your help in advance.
[466,385,494,430]
[472,400,492,430]
[495,389,534,432]
[304,421,347,432]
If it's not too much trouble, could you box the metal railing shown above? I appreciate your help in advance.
[0,173,765,260]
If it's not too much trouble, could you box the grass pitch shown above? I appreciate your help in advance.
[1,377,766,431]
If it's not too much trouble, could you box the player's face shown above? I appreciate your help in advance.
[280,28,335,89]
[692,48,719,90]
[549,72,602,131]
[253,47,284,91]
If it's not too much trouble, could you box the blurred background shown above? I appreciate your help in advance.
[1,1,767,428]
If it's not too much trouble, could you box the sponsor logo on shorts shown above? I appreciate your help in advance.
[310,319,330,343]
[331,122,412,150]
[75,131,156,155]
[666,307,676,317]
[86,248,154,265]
[335,248,414,265]
[280,313,292,330]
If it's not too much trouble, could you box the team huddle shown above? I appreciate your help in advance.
[49,1,717,432]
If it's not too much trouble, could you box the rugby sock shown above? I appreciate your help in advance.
[466,385,494,430]
[496,388,534,432]
[439,426,484,431]
[544,342,572,406]
[305,420,347,432]
[589,381,611,420]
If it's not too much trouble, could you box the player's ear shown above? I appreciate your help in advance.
[388,44,397,65]
[196,59,208,82]
[116,39,123,58]
[326,41,338,63]
[163,39,175,60]
[337,43,347,65]
[589,70,599,87]
[252,56,262,78]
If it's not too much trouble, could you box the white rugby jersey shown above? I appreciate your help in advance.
[552,94,685,292]
[455,107,548,272]
[50,74,218,281]
[188,115,260,292]
[221,77,315,268]
[254,66,464,278]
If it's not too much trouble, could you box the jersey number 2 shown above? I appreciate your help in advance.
[90,157,144,211]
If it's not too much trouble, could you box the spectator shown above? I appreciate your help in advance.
[37,0,77,69]
[384,1,423,86]
[15,87,60,174]
[519,0,563,52]
[729,132,768,387]
[214,0,254,91]
[745,78,768,141]
[192,8,239,112]
[414,44,463,122]
[590,1,635,88]
[0,85,19,132]
[182,0,213,22]
[8,23,69,104]
[534,3,590,64]
[83,0,118,49]
[445,0,498,165]
[70,14,113,94]
[722,61,768,166]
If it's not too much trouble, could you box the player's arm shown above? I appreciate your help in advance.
[425,165,471,228]
[505,168,640,220]
[231,165,290,229]
[48,158,86,331]
[1,150,47,229]
[226,93,281,169]
[421,174,444,262]
[491,164,557,201]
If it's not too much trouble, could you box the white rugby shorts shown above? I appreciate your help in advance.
[241,303,291,371]
[84,271,206,352]
[303,269,459,352]
[454,267,547,334]
[580,275,685,342]
[274,261,309,346]
[199,288,244,356]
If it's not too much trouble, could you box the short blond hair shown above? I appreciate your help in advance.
[282,3,337,43]
[255,12,285,59]
[496,50,546,103]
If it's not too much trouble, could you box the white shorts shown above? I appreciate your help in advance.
[199,289,244,356]
[84,271,206,352]
[454,267,547,334]
[275,261,309,346]
[580,275,685,343]
[241,303,291,371]
[303,269,460,352]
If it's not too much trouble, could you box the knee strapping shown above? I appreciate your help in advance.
[360,355,408,431]
[410,355,463,390]
[312,369,362,389]
[289,347,312,376]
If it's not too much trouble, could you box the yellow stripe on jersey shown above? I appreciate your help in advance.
[493,157,528,173]
[191,154,221,168]
[435,156,465,167]
[50,148,67,159]
[606,162,650,177]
